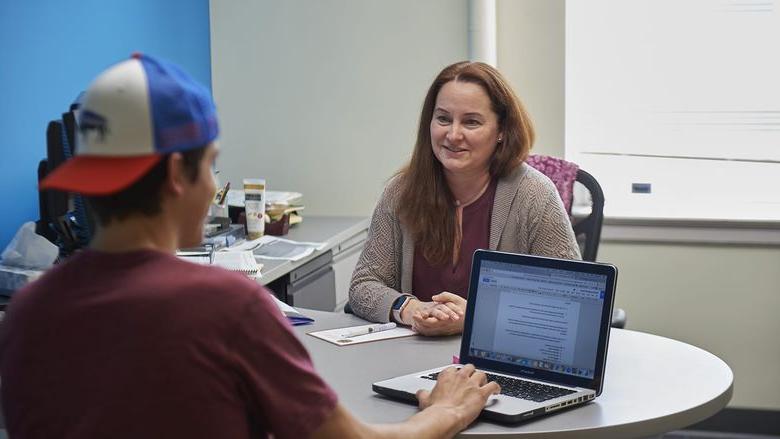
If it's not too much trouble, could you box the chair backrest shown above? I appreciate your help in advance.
[572,169,604,262]
[526,156,605,262]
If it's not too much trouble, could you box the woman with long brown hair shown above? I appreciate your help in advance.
[349,61,580,336]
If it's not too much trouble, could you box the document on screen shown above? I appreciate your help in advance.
[494,292,581,365]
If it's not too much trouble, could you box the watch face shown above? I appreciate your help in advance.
[392,296,407,310]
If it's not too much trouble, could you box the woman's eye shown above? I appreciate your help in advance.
[435,115,450,124]
[465,119,481,127]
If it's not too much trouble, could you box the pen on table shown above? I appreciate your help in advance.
[341,322,396,338]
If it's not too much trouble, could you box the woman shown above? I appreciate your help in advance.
[348,61,580,336]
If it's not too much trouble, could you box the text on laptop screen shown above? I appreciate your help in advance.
[468,260,607,379]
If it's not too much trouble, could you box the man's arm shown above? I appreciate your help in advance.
[310,365,500,439]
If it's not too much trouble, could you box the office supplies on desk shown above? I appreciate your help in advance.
[178,245,214,264]
[226,189,305,230]
[227,190,303,207]
[309,323,415,346]
[341,322,396,338]
[373,250,618,424]
[0,264,44,293]
[178,250,262,276]
[265,213,290,236]
[231,235,325,261]
[213,251,261,275]
[272,295,314,326]
[218,181,230,205]
[202,224,245,250]
[244,178,266,239]
[205,216,231,235]
[251,236,324,261]
[2,222,59,270]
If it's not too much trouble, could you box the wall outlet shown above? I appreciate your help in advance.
[632,183,652,194]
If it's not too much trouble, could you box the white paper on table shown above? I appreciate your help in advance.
[231,235,325,261]
[308,324,417,346]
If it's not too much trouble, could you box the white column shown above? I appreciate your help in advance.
[468,0,497,66]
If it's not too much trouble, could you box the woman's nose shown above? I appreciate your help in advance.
[446,123,464,142]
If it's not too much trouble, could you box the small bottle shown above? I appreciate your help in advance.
[243,178,266,239]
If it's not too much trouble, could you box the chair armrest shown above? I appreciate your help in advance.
[611,307,627,329]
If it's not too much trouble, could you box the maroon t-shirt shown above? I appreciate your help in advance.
[412,180,497,301]
[0,249,337,439]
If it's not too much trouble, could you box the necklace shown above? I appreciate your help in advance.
[454,179,491,208]
[452,178,491,266]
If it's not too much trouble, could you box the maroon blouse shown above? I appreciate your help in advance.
[412,179,497,302]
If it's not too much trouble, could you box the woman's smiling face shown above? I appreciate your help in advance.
[430,80,501,178]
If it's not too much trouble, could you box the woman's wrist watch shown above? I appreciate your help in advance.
[391,295,414,324]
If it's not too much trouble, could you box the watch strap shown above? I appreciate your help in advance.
[392,295,414,324]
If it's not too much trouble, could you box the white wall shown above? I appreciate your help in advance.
[496,0,780,410]
[210,0,468,216]
[599,242,780,410]
[496,0,564,157]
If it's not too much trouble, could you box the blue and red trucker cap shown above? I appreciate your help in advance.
[40,53,219,195]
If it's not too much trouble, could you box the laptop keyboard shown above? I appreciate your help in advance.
[421,371,576,403]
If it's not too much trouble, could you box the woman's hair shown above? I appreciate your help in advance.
[397,61,535,266]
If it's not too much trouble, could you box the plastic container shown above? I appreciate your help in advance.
[243,178,266,239]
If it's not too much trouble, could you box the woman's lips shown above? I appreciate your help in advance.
[443,144,466,153]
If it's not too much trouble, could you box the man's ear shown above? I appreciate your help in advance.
[164,152,186,197]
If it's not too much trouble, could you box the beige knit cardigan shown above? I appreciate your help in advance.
[348,163,581,323]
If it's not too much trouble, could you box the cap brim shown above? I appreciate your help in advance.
[40,155,162,196]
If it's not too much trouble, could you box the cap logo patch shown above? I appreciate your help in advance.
[79,110,109,142]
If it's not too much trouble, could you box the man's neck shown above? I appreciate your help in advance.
[90,214,178,254]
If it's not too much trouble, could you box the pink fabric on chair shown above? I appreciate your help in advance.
[526,155,579,214]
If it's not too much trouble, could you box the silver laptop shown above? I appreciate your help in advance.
[373,250,617,424]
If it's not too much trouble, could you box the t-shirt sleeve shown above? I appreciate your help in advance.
[227,286,338,438]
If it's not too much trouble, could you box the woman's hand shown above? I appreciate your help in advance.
[432,292,467,317]
[408,292,467,336]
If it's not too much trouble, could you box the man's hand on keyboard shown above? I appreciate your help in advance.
[415,365,501,431]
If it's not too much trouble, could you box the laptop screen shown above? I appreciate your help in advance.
[466,258,608,380]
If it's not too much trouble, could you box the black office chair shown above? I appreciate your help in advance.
[572,169,604,262]
[569,169,625,328]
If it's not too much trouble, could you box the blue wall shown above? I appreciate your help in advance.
[0,0,212,250]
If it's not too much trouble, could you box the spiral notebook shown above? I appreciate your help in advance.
[213,251,262,275]
[179,250,262,276]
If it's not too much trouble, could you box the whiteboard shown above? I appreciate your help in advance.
[565,0,780,221]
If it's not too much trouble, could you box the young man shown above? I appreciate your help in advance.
[0,54,499,438]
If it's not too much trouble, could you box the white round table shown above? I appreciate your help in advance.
[294,310,733,438]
